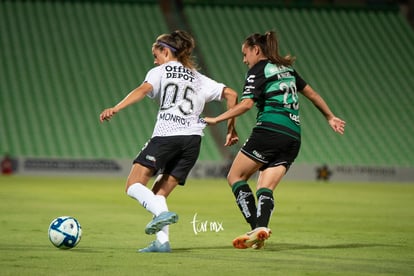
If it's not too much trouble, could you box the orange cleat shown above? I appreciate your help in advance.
[232,227,271,249]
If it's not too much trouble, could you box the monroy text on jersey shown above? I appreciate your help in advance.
[159,112,190,127]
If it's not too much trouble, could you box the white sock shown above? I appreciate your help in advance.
[126,183,163,216]
[156,226,169,244]
[155,195,169,243]
[155,195,168,212]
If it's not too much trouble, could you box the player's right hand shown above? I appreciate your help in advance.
[99,107,118,123]
[203,117,217,125]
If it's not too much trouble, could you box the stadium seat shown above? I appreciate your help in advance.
[183,4,414,166]
[1,1,413,166]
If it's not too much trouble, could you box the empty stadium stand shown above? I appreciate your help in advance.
[1,0,413,167]
[0,0,222,161]
[183,4,414,166]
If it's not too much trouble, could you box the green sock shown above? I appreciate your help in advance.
[256,188,274,228]
[232,181,257,230]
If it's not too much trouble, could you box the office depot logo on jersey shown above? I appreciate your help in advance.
[165,65,195,82]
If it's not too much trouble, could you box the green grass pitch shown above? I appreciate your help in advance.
[0,176,413,275]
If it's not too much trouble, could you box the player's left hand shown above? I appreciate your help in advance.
[224,129,239,146]
[329,117,346,134]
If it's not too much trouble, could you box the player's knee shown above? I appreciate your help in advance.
[125,180,133,193]
[125,177,140,193]
[227,172,239,187]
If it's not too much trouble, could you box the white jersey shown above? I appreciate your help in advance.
[144,61,225,137]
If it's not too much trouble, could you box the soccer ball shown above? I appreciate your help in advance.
[48,216,82,249]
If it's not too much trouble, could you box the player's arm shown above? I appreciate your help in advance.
[301,84,346,134]
[204,98,254,126]
[99,82,153,122]
[221,87,239,146]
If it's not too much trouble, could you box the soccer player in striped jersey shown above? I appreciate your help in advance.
[100,30,238,252]
[204,31,345,249]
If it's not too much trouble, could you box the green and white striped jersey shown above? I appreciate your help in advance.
[241,60,307,141]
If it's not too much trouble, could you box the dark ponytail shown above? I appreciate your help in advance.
[244,31,295,66]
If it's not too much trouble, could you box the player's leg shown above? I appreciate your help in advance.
[227,151,262,230]
[139,173,179,236]
[139,136,200,253]
[152,173,179,197]
[240,166,285,249]
[150,135,200,235]
[138,174,178,252]
[254,136,300,232]
[230,129,294,249]
[127,136,181,220]
[138,175,179,253]
[126,163,168,216]
[145,135,201,235]
[248,136,299,249]
[145,174,179,234]
[255,165,285,228]
[232,191,273,249]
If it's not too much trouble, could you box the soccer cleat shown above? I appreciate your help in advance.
[145,211,179,235]
[138,240,171,253]
[252,240,265,250]
[232,227,271,249]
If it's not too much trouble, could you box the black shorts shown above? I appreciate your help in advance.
[133,135,201,185]
[241,127,301,171]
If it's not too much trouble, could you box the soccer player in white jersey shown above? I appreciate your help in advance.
[99,30,238,252]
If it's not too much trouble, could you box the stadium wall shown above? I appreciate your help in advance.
[11,157,414,182]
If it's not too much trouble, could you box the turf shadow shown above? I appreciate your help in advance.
[261,242,394,252]
[172,242,395,252]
